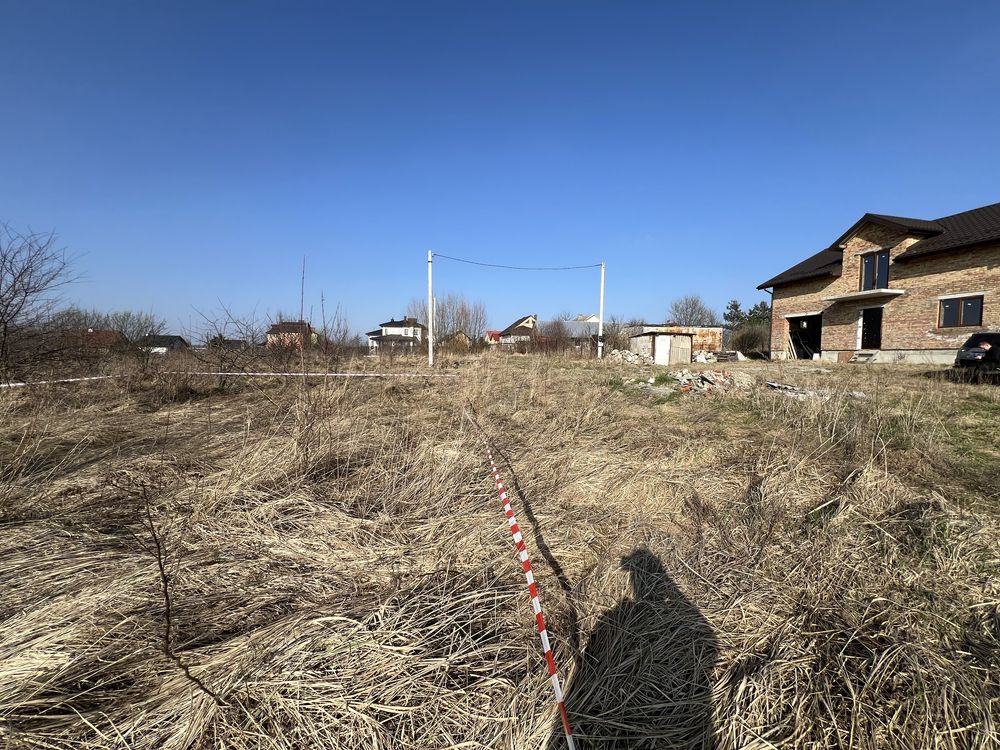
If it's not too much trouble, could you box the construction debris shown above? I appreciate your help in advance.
[622,369,757,398]
[673,368,756,394]
[608,349,654,365]
[714,351,748,363]
[766,381,867,399]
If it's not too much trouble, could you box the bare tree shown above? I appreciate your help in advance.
[604,315,631,351]
[190,303,268,387]
[0,224,74,379]
[50,306,165,343]
[405,299,427,325]
[667,294,721,326]
[107,310,166,342]
[460,298,489,343]
[538,319,569,353]
[407,293,488,342]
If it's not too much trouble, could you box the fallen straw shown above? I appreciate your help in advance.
[485,443,576,750]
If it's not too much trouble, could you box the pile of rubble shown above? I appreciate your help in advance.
[623,368,757,399]
[693,349,749,363]
[670,368,756,394]
[766,381,867,400]
[607,348,654,365]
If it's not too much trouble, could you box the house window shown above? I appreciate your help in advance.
[939,296,983,328]
[860,250,890,291]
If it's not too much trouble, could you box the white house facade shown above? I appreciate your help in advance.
[367,317,426,352]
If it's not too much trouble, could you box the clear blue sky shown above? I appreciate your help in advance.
[3,1,999,336]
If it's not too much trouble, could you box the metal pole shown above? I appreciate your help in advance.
[597,261,606,359]
[427,250,434,368]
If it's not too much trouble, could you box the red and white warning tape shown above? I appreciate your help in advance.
[0,371,457,388]
[0,375,120,389]
[160,370,459,378]
[485,445,576,750]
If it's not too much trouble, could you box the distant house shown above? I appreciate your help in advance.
[500,315,537,347]
[63,328,128,353]
[484,330,501,345]
[138,334,190,354]
[207,336,249,350]
[367,316,426,352]
[574,313,600,323]
[440,330,472,352]
[266,321,318,350]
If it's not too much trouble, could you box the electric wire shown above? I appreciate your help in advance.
[431,253,601,271]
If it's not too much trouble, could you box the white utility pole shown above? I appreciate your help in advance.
[427,250,434,368]
[597,261,606,359]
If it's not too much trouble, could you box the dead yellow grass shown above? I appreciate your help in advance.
[1,356,998,749]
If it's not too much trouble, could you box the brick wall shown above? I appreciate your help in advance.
[769,223,1000,356]
[638,325,724,352]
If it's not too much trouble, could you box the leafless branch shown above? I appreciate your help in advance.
[138,486,226,707]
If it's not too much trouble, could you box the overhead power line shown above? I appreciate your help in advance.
[432,253,601,271]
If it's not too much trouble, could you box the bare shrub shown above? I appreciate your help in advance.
[0,224,74,380]
[729,320,770,355]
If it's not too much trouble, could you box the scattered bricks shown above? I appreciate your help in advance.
[621,367,758,399]
[666,368,754,396]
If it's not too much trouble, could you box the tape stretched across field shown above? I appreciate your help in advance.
[485,444,576,750]
[0,371,458,388]
[0,375,121,389]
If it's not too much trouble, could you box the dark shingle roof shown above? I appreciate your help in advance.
[759,201,1000,288]
[897,201,1000,261]
[378,317,426,329]
[757,248,842,290]
[138,334,190,348]
[267,321,314,334]
[500,315,536,336]
[865,213,944,234]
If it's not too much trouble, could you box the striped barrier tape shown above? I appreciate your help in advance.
[160,371,458,378]
[0,375,120,389]
[0,371,458,388]
[485,444,576,750]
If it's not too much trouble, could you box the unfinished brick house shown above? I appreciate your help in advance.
[758,201,1000,363]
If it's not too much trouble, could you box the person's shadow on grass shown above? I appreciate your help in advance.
[551,549,717,749]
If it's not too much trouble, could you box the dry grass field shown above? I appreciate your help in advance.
[1,356,999,749]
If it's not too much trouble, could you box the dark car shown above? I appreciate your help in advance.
[954,332,1000,380]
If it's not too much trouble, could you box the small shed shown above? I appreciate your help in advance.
[629,331,693,365]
